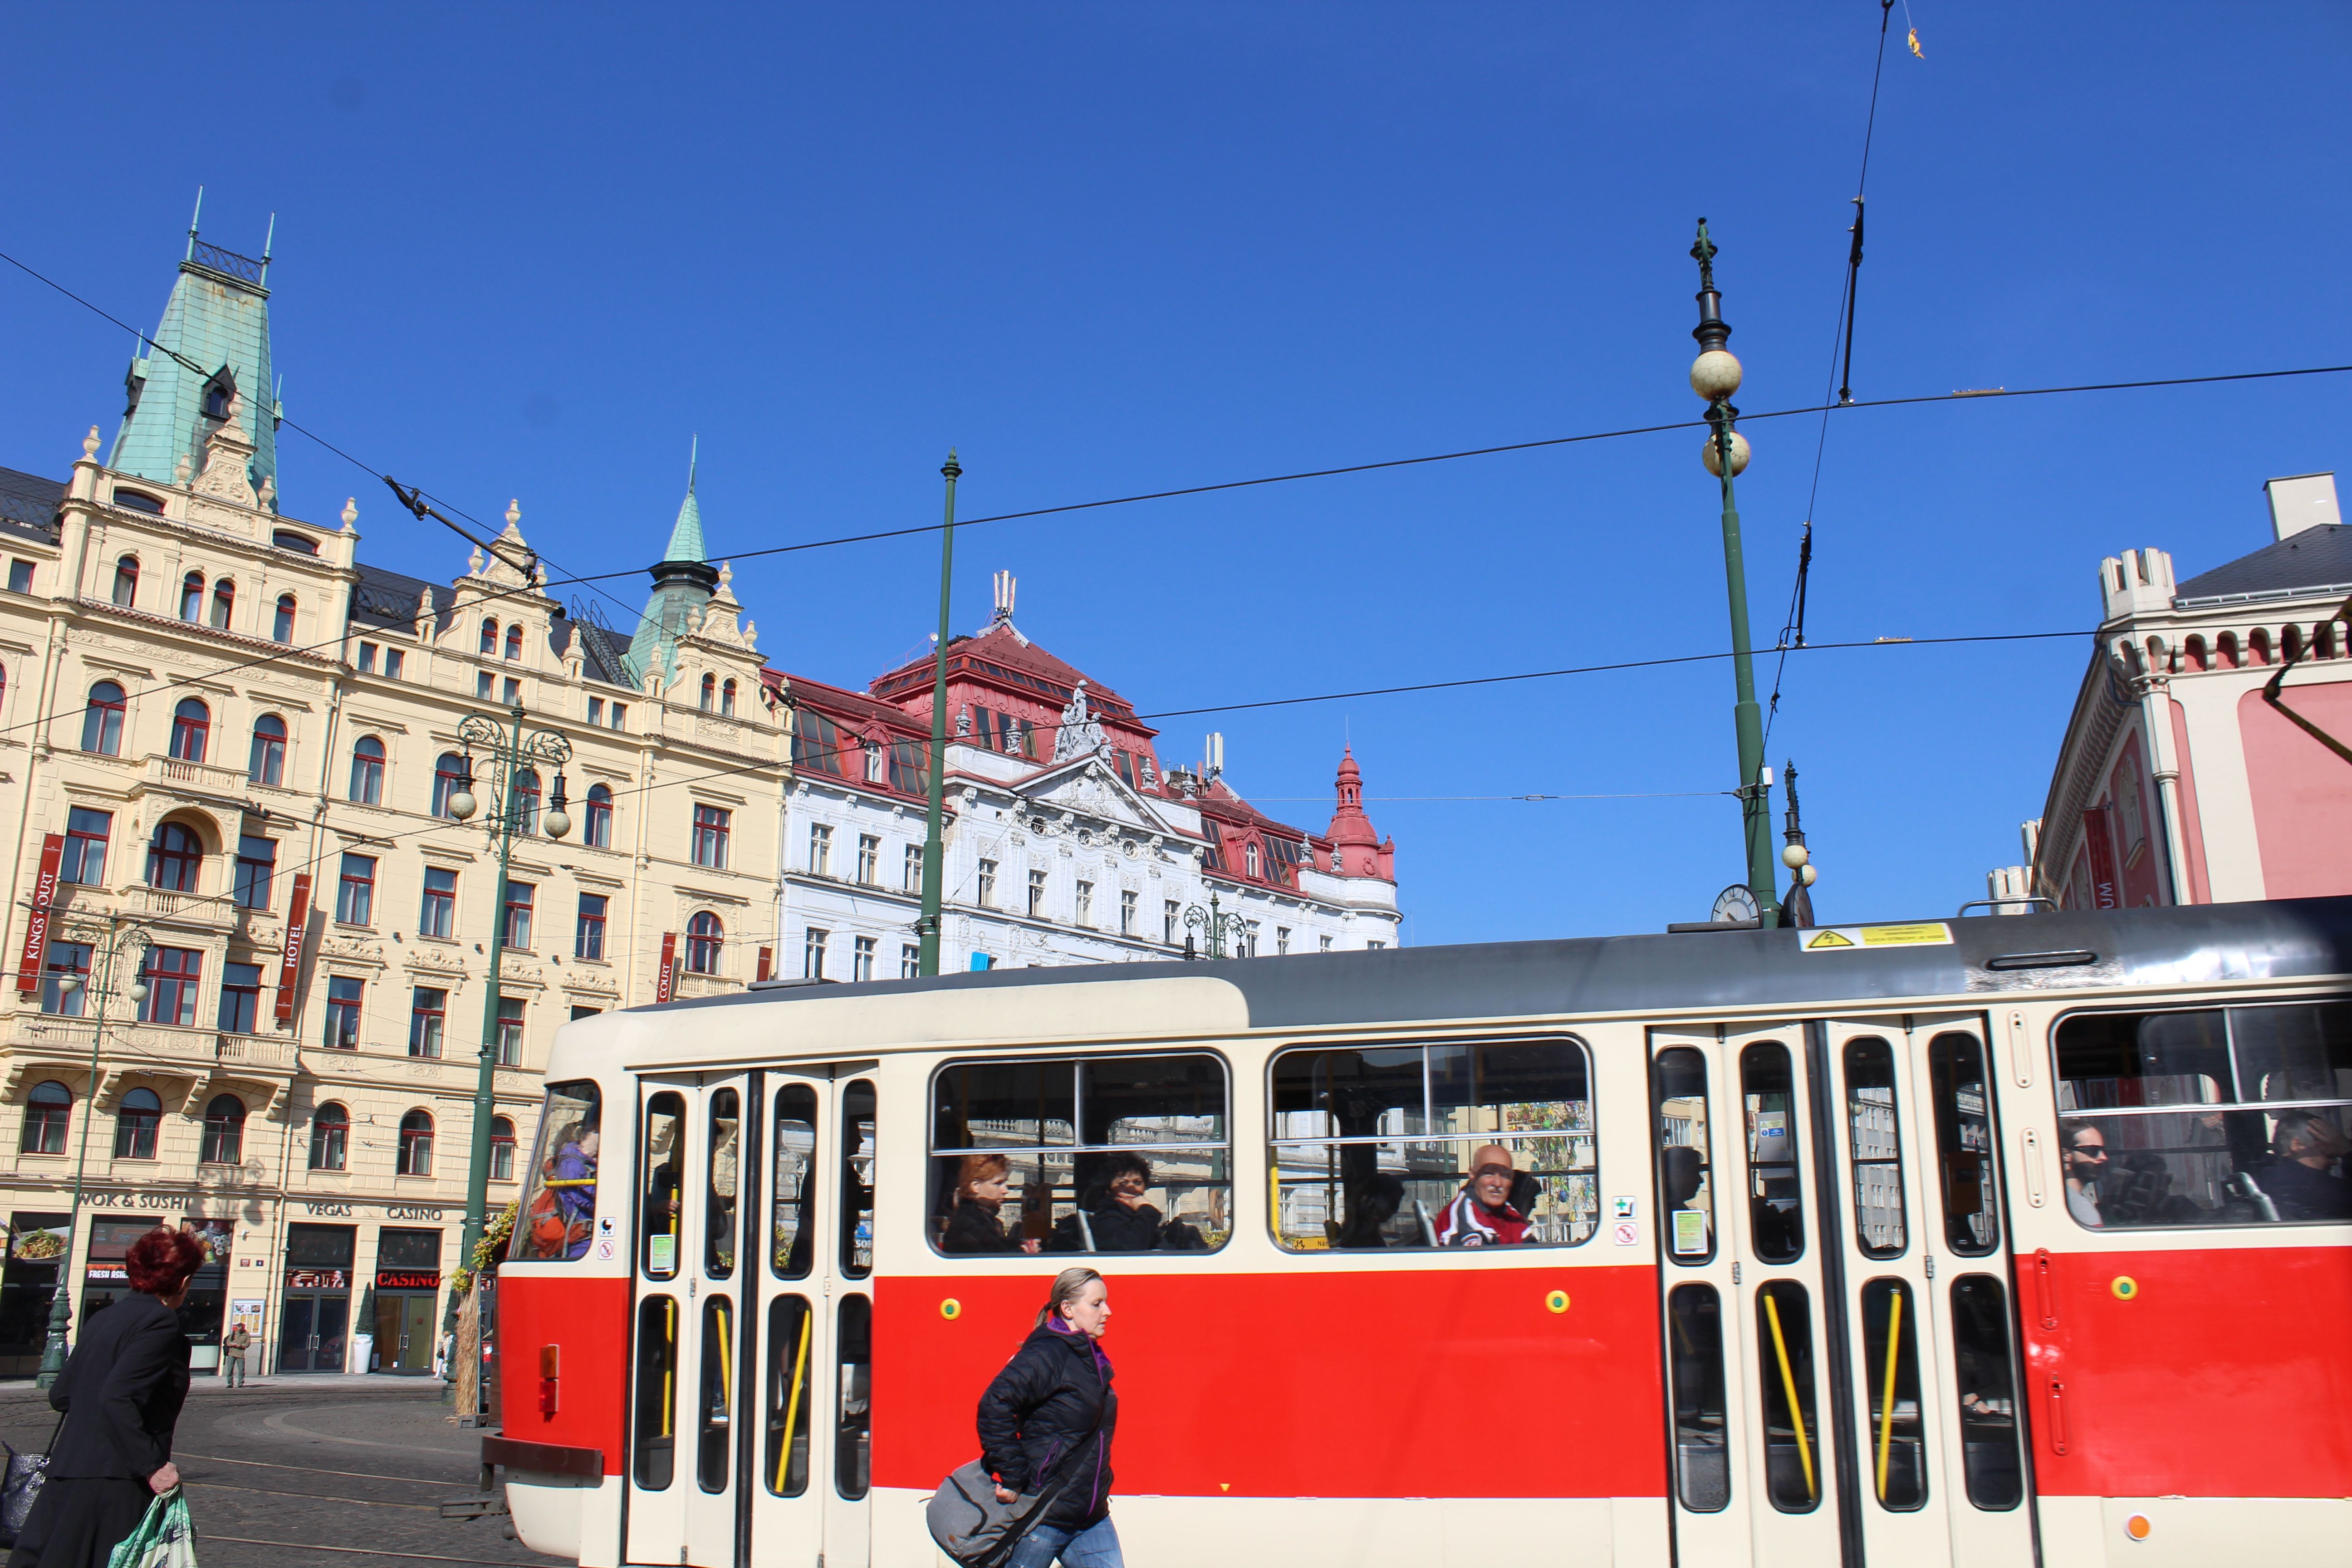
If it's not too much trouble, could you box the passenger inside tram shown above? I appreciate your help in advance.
[2248,1111,2352,1221]
[1047,1153,1208,1253]
[1433,1143,1536,1246]
[941,1153,1043,1254]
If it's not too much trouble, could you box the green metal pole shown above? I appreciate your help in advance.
[917,451,960,976]
[1715,449,1779,925]
[34,924,129,1387]
[453,707,521,1323]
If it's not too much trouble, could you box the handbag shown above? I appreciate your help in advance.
[0,1412,67,1549]
[926,1407,1109,1568]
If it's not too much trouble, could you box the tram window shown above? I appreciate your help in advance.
[931,1053,1231,1255]
[642,1092,686,1278]
[841,1080,876,1279]
[1948,1275,2024,1510]
[1741,1043,1806,1263]
[1752,1280,1822,1514]
[706,1089,740,1279]
[632,1295,678,1490]
[2054,1000,2352,1228]
[1270,1039,1596,1250]
[771,1084,818,1279]
[1857,1279,1926,1510]
[1653,1047,1715,1264]
[835,1294,872,1500]
[508,1079,600,1263]
[1666,1284,1730,1511]
[1845,1038,1906,1258]
[1928,1034,2000,1256]
[696,1296,734,1494]
[765,1295,815,1495]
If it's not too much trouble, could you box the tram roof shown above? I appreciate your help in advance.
[602,900,2352,1063]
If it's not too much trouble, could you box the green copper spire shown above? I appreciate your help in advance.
[626,439,719,688]
[661,435,706,564]
[111,193,279,502]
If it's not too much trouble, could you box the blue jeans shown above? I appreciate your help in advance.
[1006,1515,1123,1568]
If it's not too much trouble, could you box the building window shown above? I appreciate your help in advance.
[480,617,498,654]
[201,1094,246,1165]
[1165,900,1180,944]
[432,752,467,818]
[1367,941,1386,951]
[112,1087,162,1160]
[585,784,613,848]
[1246,842,1261,879]
[1277,926,1291,955]
[146,823,202,893]
[502,676,521,706]
[496,998,525,1066]
[682,910,722,975]
[978,859,997,907]
[61,808,111,885]
[721,678,737,716]
[309,1102,349,1171]
[853,936,876,983]
[21,1082,70,1155]
[1242,921,1259,958]
[232,834,276,910]
[1121,890,1138,936]
[408,987,446,1057]
[335,853,376,925]
[112,556,138,608]
[248,714,287,785]
[700,672,716,710]
[903,843,923,893]
[385,648,404,679]
[685,804,730,870]
[324,976,363,1049]
[272,593,295,642]
[5,559,30,594]
[514,769,540,835]
[349,735,386,804]
[271,529,318,556]
[356,641,377,673]
[476,671,493,700]
[81,681,126,755]
[179,571,205,621]
[169,697,210,762]
[901,943,920,979]
[41,943,92,1018]
[888,740,929,795]
[397,1110,434,1176]
[504,623,523,661]
[611,702,627,730]
[804,927,829,980]
[1075,880,1094,927]
[209,578,235,629]
[419,867,457,938]
[574,893,608,959]
[805,822,830,877]
[1028,869,1047,918]
[588,696,604,725]
[218,962,262,1034]
[856,834,879,885]
[1321,935,1334,952]
[491,1117,517,1181]
[503,882,535,948]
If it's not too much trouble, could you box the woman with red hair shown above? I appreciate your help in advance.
[7,1225,204,1567]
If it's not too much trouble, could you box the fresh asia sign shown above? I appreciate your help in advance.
[15,834,64,996]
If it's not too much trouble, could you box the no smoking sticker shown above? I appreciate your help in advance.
[596,1240,617,1260]
[1612,1220,1640,1246]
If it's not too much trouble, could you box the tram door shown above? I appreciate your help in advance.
[744,1066,879,1568]
[624,1074,750,1568]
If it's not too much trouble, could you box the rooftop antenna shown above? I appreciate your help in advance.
[687,433,698,493]
[260,211,276,284]
[185,186,205,260]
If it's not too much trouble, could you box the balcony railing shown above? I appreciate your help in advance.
[140,753,250,799]
[121,885,235,927]
[6,1014,295,1072]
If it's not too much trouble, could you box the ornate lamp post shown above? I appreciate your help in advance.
[34,918,153,1387]
[443,704,571,1320]
[1777,760,1821,928]
[1182,892,1250,960]
[1688,220,1780,925]
[916,451,961,976]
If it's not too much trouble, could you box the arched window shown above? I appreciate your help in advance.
[270,529,318,556]
[504,624,523,661]
[209,579,235,629]
[82,681,126,755]
[700,672,716,710]
[2322,622,2341,660]
[2284,624,2305,663]
[432,752,468,818]
[113,1087,162,1160]
[179,571,205,621]
[490,1116,516,1181]
[20,1081,70,1155]
[169,697,210,762]
[1246,842,1262,878]
[480,617,499,654]
[2250,627,2273,665]
[721,678,737,717]
[584,783,613,848]
[272,593,296,643]
[349,736,386,804]
[201,1094,246,1164]
[309,1102,349,1171]
[112,556,138,608]
[2218,632,2240,670]
[2183,635,2207,673]
[248,714,287,785]
[514,769,541,835]
[397,1110,434,1176]
[146,822,203,892]
[112,490,165,516]
[203,376,232,420]
[686,910,724,975]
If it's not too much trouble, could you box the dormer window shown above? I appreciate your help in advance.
[202,372,234,421]
[111,490,166,516]
[271,529,319,556]
[1246,842,1261,878]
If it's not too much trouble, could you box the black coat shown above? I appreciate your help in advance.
[47,1292,188,1480]
[975,1323,1117,1530]
[1044,1200,1204,1254]
[941,1200,1024,1255]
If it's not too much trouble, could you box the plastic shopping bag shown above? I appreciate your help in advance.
[107,1489,196,1568]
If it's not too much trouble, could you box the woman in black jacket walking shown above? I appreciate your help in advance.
[975,1268,1122,1568]
[9,1226,204,1567]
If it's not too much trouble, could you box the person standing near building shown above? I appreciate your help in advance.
[219,1318,251,1389]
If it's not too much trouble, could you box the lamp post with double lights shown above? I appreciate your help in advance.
[442,705,572,1315]
[33,917,154,1387]
[1182,891,1250,960]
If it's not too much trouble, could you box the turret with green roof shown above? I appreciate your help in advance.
[626,441,719,688]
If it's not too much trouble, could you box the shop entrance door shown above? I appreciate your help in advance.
[279,1288,350,1373]
[375,1293,439,1374]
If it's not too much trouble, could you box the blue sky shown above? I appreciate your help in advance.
[5,4,2347,944]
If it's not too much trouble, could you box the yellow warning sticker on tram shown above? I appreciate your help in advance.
[1800,922,1953,953]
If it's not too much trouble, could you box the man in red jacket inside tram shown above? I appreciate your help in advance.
[1434,1144,1534,1246]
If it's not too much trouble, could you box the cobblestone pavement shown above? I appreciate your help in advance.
[0,1375,571,1567]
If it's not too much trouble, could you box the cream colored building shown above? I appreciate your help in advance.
[0,224,782,1376]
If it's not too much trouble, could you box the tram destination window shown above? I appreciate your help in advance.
[1270,1038,1597,1251]
[508,1079,600,1263]
[2053,999,2352,1228]
[1653,1047,1716,1264]
[930,1054,1230,1255]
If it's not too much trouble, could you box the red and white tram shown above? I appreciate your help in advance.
[484,897,2352,1568]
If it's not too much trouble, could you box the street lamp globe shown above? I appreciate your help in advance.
[127,980,148,1003]
[1799,862,1818,887]
[544,807,572,840]
[54,975,78,995]
[1690,348,1743,401]
[1701,429,1751,477]
[1782,843,1809,869]
[448,789,477,821]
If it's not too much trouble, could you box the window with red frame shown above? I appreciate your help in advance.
[584,784,613,848]
[686,910,724,974]
[179,571,205,621]
[503,881,535,948]
[169,697,210,762]
[145,823,202,892]
[691,804,730,869]
[142,946,204,1027]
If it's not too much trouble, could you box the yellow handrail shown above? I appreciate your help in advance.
[1761,1289,1817,1502]
[1875,1287,1903,1501]
[774,1307,812,1494]
[660,1298,676,1439]
[718,1302,734,1411]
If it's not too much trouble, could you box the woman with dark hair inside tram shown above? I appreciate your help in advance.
[8,1225,204,1567]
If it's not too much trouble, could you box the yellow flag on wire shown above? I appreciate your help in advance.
[1908,26,1923,58]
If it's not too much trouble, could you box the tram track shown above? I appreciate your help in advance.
[205,1538,559,1566]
